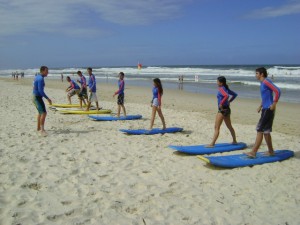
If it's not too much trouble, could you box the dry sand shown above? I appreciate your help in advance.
[0,77,299,225]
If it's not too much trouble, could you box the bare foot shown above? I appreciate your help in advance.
[245,152,256,158]
[205,144,214,148]
[232,141,238,145]
[263,151,275,156]
[40,130,48,137]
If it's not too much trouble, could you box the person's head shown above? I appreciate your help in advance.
[255,67,268,80]
[153,78,163,95]
[217,76,229,90]
[77,70,82,77]
[87,67,92,75]
[40,66,48,77]
[66,76,71,82]
[119,72,125,80]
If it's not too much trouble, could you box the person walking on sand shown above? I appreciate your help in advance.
[86,67,100,111]
[66,76,80,105]
[61,73,64,82]
[113,72,126,117]
[149,78,166,130]
[245,67,281,158]
[76,70,88,108]
[206,76,238,147]
[33,66,52,136]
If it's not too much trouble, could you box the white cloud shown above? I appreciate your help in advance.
[0,0,190,36]
[245,1,300,19]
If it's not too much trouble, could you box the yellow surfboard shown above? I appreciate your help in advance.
[59,109,112,114]
[50,103,88,108]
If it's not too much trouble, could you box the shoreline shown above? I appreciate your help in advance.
[1,76,299,136]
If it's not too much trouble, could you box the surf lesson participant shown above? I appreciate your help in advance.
[66,76,80,105]
[149,78,166,130]
[113,72,126,117]
[76,71,88,108]
[206,76,238,147]
[245,67,281,158]
[33,66,52,137]
[86,67,101,111]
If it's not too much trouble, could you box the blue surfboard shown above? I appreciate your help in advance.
[120,127,183,135]
[169,142,247,155]
[197,150,294,168]
[89,115,142,121]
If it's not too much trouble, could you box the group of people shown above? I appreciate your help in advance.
[12,71,24,80]
[33,66,280,158]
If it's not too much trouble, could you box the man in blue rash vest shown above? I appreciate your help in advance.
[33,66,52,137]
[246,67,281,158]
[86,67,101,111]
[113,72,126,117]
[76,70,88,108]
[66,76,80,105]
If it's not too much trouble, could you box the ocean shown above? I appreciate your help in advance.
[1,65,299,103]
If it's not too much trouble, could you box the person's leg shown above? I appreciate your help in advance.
[67,94,71,104]
[117,105,121,117]
[121,105,126,117]
[207,113,224,147]
[157,108,166,129]
[263,133,274,155]
[96,101,99,110]
[39,112,47,136]
[223,115,237,144]
[245,132,264,158]
[149,106,157,130]
[86,101,91,111]
[37,114,41,131]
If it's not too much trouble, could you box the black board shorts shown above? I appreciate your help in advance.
[117,93,124,105]
[218,106,231,117]
[256,108,275,133]
[33,96,46,115]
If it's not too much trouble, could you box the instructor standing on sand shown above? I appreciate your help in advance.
[33,66,52,136]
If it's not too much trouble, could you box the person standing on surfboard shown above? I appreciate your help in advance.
[113,72,126,117]
[66,76,80,105]
[76,71,88,108]
[32,66,52,137]
[86,67,100,111]
[246,67,281,158]
[150,78,166,130]
[207,76,238,147]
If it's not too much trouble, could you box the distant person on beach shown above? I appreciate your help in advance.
[150,78,166,130]
[113,72,126,117]
[76,71,88,108]
[206,76,238,147]
[246,67,281,158]
[86,67,100,111]
[66,76,80,105]
[61,73,64,82]
[32,66,52,136]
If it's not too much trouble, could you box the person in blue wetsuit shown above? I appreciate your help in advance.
[246,67,281,158]
[66,76,80,105]
[149,78,166,130]
[207,76,238,147]
[113,72,126,117]
[76,70,88,108]
[32,66,52,136]
[86,67,101,111]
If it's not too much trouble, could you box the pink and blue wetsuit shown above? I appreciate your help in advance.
[260,78,281,109]
[217,86,237,108]
[152,87,162,107]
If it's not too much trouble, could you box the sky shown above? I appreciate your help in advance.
[0,0,300,69]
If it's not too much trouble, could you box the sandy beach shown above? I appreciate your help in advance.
[0,77,299,225]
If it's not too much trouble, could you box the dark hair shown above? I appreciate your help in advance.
[119,72,125,77]
[256,67,268,77]
[66,76,71,80]
[40,66,48,73]
[77,70,82,75]
[217,76,229,90]
[87,67,92,72]
[153,78,163,95]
